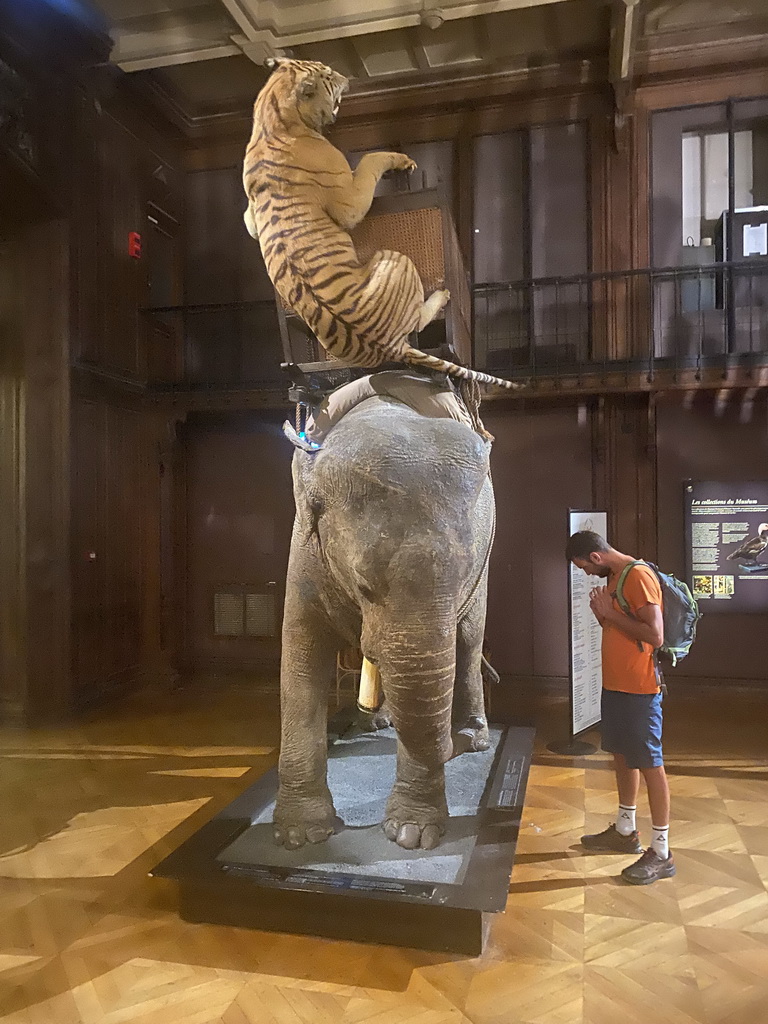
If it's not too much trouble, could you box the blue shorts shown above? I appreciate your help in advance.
[600,689,664,769]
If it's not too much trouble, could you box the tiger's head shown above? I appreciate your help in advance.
[258,58,349,134]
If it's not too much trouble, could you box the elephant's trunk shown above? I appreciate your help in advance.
[368,615,456,768]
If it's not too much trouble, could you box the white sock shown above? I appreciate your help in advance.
[651,825,669,859]
[616,805,637,836]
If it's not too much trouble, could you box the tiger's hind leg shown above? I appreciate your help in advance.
[244,203,258,240]
[418,289,450,332]
[355,250,424,361]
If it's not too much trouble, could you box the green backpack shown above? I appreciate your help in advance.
[616,561,702,667]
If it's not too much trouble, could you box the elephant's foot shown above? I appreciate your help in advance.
[383,782,448,851]
[273,791,339,850]
[452,715,490,755]
[359,701,393,732]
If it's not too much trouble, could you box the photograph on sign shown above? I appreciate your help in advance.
[568,510,608,737]
[684,481,768,614]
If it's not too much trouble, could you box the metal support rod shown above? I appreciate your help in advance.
[726,98,736,358]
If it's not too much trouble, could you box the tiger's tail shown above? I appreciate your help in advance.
[402,346,524,390]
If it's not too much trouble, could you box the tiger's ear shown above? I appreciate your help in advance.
[264,56,287,71]
[298,75,318,98]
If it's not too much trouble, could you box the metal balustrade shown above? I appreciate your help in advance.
[474,260,768,384]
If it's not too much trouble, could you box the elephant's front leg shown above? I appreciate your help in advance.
[384,740,448,851]
[274,603,340,849]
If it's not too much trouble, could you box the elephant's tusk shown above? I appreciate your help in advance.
[357,657,383,713]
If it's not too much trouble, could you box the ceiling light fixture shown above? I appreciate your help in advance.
[420,7,444,30]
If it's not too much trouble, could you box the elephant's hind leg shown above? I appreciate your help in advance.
[452,582,491,755]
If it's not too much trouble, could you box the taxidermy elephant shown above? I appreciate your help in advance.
[276,394,495,851]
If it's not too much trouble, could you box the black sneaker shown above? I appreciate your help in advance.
[580,823,643,853]
[621,848,676,885]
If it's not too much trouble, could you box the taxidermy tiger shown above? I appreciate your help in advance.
[242,57,521,407]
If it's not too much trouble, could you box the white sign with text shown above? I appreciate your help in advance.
[569,510,608,736]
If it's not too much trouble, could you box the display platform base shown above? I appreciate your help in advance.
[152,721,534,956]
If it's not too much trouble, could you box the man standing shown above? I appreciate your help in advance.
[566,530,675,885]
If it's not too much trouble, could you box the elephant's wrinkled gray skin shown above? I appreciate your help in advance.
[276,396,494,852]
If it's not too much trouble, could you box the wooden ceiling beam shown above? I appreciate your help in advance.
[217,0,260,41]
[117,43,241,73]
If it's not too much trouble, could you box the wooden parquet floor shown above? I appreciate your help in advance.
[0,681,766,1024]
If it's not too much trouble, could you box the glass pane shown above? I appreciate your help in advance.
[681,129,754,246]
[651,104,727,267]
[734,97,768,208]
[472,131,525,285]
[529,122,588,279]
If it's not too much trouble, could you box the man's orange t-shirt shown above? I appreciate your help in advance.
[602,563,663,695]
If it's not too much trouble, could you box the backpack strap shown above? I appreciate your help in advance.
[615,560,650,657]
[615,560,644,616]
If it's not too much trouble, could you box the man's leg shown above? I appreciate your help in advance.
[581,752,642,853]
[642,764,670,858]
[581,692,642,853]
[614,752,640,837]
[621,696,675,884]
[614,752,640,805]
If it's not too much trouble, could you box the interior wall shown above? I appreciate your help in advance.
[183,167,283,388]
[484,401,594,682]
[183,412,294,674]
[656,390,768,684]
[70,398,158,705]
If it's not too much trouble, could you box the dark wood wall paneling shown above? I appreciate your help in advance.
[183,166,284,389]
[68,91,185,707]
[0,220,72,723]
[483,401,593,684]
[0,0,187,721]
[0,0,112,724]
[71,84,183,382]
[181,412,294,676]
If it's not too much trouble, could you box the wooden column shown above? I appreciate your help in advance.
[592,392,657,561]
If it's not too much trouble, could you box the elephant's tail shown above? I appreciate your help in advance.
[480,655,500,687]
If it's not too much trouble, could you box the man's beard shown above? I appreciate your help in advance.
[593,566,611,578]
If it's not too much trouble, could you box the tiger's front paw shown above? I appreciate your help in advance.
[388,153,417,173]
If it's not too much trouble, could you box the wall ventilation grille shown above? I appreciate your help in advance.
[214,590,275,637]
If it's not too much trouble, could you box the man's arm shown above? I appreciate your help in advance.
[590,588,664,648]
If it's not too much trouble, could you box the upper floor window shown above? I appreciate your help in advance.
[682,129,755,246]
[652,98,768,266]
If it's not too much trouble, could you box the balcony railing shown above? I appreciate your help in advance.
[474,260,768,384]
[141,260,768,398]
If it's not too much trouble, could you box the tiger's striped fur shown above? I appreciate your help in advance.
[242,57,521,398]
